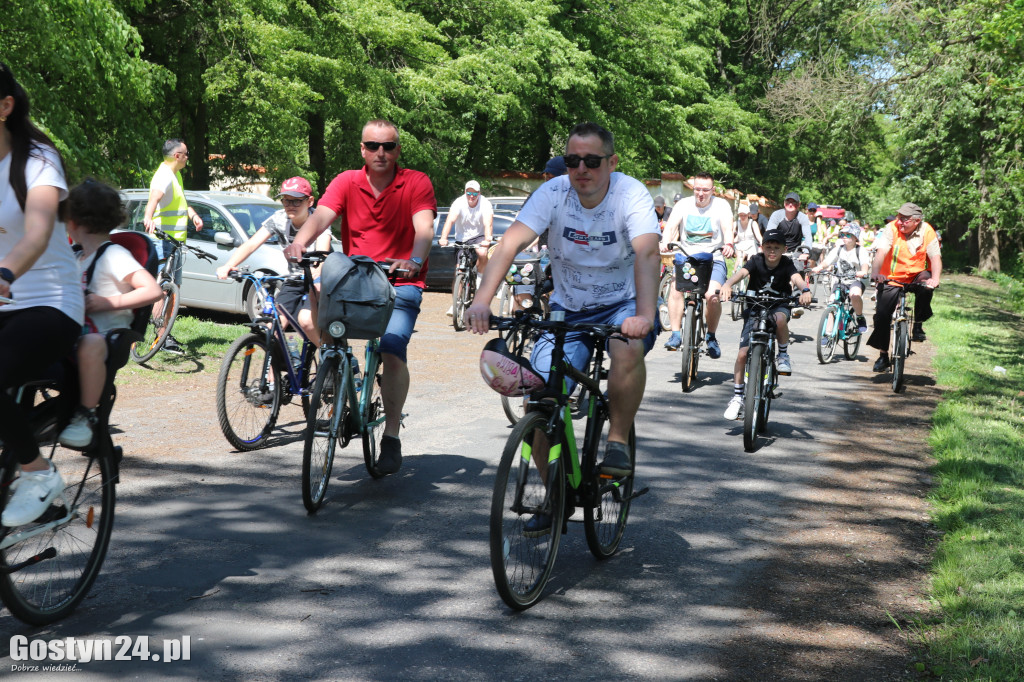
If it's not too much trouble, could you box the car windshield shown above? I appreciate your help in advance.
[227,203,281,239]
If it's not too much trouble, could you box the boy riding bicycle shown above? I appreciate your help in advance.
[720,230,812,421]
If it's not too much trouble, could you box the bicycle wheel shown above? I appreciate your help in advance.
[731,289,744,321]
[680,303,697,392]
[489,412,565,610]
[816,305,839,363]
[302,353,344,514]
[452,270,468,331]
[216,334,282,451]
[0,448,115,625]
[130,279,179,363]
[300,349,319,418]
[891,320,908,393]
[362,361,387,479]
[743,345,765,452]
[584,420,635,559]
[658,271,673,329]
[760,354,775,432]
[843,309,862,360]
[498,282,514,318]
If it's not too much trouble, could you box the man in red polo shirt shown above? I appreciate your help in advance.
[286,118,436,475]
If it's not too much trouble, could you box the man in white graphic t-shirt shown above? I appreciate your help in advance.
[467,121,660,487]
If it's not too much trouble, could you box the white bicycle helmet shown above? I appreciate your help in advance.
[479,337,545,397]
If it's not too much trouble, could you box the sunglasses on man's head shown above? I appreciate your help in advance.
[563,154,611,169]
[466,191,479,197]
[362,140,397,152]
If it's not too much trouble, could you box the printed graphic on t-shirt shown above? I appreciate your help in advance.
[684,214,714,243]
[562,225,618,247]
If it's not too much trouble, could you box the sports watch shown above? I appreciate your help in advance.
[410,257,423,266]
[0,267,15,285]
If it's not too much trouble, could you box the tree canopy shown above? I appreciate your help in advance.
[2,0,1020,270]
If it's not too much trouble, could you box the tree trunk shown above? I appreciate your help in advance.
[977,226,1000,272]
[976,104,1001,272]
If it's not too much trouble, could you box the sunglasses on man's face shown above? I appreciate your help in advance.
[466,191,479,197]
[563,154,611,169]
[362,141,398,152]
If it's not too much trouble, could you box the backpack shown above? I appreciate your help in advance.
[317,252,396,339]
[84,232,160,336]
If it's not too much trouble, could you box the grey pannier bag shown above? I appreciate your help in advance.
[317,252,396,339]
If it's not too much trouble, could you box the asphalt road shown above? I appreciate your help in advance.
[2,292,877,680]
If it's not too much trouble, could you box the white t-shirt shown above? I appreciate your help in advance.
[261,208,317,274]
[79,244,144,332]
[661,195,733,262]
[447,194,493,241]
[0,145,84,324]
[734,217,760,253]
[515,173,659,311]
[820,244,871,281]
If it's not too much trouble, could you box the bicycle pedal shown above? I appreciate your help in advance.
[771,389,783,399]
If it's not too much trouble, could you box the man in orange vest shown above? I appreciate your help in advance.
[867,202,942,372]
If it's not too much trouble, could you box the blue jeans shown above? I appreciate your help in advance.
[530,299,657,393]
[378,285,422,364]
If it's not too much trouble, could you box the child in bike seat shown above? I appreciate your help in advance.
[58,180,161,448]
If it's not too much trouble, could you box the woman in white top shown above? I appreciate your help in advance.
[0,63,84,527]
[734,203,762,264]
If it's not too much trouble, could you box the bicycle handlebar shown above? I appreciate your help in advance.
[153,229,217,262]
[487,312,621,338]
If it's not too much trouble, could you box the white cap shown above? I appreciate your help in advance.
[465,180,481,192]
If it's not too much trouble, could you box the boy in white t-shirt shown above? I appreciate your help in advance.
[59,181,161,448]
[810,222,871,332]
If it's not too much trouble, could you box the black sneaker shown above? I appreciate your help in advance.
[912,323,926,342]
[857,316,868,333]
[599,441,633,477]
[163,334,184,354]
[872,354,891,372]
[376,435,402,475]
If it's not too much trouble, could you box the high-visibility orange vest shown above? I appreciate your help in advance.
[879,220,937,283]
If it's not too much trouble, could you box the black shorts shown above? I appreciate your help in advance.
[739,305,791,348]
[275,281,310,322]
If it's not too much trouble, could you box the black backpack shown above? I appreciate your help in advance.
[317,252,396,339]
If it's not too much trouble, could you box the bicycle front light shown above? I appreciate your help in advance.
[328,321,346,338]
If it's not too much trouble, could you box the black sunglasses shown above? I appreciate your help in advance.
[563,154,611,169]
[362,140,397,151]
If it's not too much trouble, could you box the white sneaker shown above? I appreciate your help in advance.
[777,352,793,375]
[724,395,744,420]
[791,307,805,319]
[2,464,65,527]
[59,409,96,448]
[445,305,454,317]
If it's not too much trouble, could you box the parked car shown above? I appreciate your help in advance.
[118,189,293,320]
[489,195,529,216]
[426,209,516,290]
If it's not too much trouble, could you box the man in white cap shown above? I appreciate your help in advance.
[439,179,494,296]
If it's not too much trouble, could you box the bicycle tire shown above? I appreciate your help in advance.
[302,353,343,513]
[658,271,673,329]
[300,349,319,418]
[0,447,115,625]
[680,303,697,392]
[843,310,862,360]
[743,344,765,452]
[216,333,282,451]
[760,352,775,432]
[584,421,635,559]
[130,279,179,363]
[362,360,387,479]
[489,412,565,610]
[892,320,908,393]
[731,294,743,321]
[498,282,514,318]
[816,305,839,363]
[452,270,468,331]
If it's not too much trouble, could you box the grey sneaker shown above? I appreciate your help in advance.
[599,441,633,477]
[377,435,402,475]
[776,352,793,375]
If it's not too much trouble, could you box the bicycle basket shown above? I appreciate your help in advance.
[480,336,545,397]
[505,253,542,287]
[674,251,714,295]
[317,252,396,339]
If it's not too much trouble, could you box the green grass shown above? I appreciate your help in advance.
[118,311,251,378]
[916,275,1024,679]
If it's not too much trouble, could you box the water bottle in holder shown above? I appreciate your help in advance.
[350,355,362,393]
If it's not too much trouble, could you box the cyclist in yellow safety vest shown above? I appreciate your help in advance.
[142,138,203,353]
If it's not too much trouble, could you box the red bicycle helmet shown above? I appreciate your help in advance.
[479,337,545,396]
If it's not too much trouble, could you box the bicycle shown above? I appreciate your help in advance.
[887,280,915,394]
[732,289,803,452]
[130,228,215,363]
[450,241,480,332]
[666,244,722,393]
[1,329,136,624]
[487,312,649,610]
[215,255,326,451]
[815,273,863,364]
[301,260,397,514]
[657,253,674,329]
